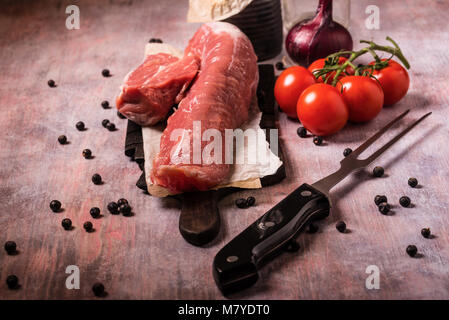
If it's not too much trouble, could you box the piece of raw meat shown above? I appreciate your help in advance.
[116,52,199,126]
[151,22,259,193]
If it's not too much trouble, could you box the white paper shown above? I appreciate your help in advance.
[187,0,254,22]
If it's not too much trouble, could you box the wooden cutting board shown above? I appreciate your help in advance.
[124,64,285,246]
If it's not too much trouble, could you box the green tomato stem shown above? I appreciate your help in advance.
[311,37,410,86]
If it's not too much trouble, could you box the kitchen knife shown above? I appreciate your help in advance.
[213,109,431,295]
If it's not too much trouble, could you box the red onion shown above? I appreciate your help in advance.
[285,0,353,66]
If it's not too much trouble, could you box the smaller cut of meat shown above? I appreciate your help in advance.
[116,53,199,126]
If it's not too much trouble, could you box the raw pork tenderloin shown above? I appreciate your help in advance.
[151,22,259,193]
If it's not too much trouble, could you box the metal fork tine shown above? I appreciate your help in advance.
[349,109,410,158]
[363,112,432,165]
[313,110,431,195]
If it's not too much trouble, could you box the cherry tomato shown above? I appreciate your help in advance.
[370,59,409,105]
[274,66,316,118]
[308,57,354,83]
[297,83,348,136]
[336,76,384,123]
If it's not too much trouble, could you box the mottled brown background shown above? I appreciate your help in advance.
[0,0,448,299]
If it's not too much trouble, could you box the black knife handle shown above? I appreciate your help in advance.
[213,183,330,295]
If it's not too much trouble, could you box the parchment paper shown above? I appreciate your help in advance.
[142,43,283,197]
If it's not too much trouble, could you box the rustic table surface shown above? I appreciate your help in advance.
[0,0,448,300]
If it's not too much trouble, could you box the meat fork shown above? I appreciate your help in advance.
[213,109,432,295]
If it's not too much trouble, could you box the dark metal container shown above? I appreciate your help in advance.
[224,0,283,61]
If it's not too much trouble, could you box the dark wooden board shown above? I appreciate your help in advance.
[125,64,286,246]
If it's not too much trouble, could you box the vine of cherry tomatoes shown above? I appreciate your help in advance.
[275,58,409,136]
[274,38,410,136]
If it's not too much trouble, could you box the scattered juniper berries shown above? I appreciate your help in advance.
[399,196,411,207]
[58,135,67,144]
[373,166,384,177]
[378,202,391,215]
[4,241,17,255]
[275,61,285,70]
[119,204,132,216]
[235,198,247,209]
[90,207,101,219]
[61,218,72,230]
[101,100,109,109]
[313,136,323,146]
[297,127,307,138]
[83,221,93,232]
[6,275,19,289]
[408,177,418,188]
[92,282,105,296]
[107,202,119,214]
[82,149,92,159]
[246,196,256,207]
[421,228,431,239]
[50,200,62,212]
[336,221,346,233]
[406,245,417,257]
[343,148,352,157]
[92,173,102,185]
[106,122,116,131]
[374,195,388,206]
[76,121,85,131]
